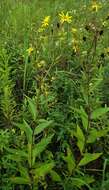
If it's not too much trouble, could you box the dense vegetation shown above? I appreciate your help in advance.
[0,0,109,189]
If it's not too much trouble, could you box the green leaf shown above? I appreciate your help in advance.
[87,128,108,143]
[27,97,37,121]
[80,106,88,131]
[8,154,23,162]
[63,147,76,175]
[23,120,33,144]
[91,107,109,120]
[74,106,88,130]
[71,177,93,189]
[19,166,29,178]
[14,120,33,144]
[82,175,94,184]
[32,134,53,166]
[75,125,85,154]
[78,153,102,166]
[11,177,30,185]
[34,120,53,135]
[33,162,55,179]
[50,170,61,182]
[7,148,27,159]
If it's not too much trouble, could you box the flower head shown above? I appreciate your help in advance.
[37,60,46,68]
[41,16,50,28]
[26,47,34,55]
[59,11,72,24]
[102,21,108,27]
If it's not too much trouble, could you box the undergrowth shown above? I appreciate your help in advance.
[0,0,109,190]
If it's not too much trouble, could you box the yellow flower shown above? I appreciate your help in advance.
[59,11,72,24]
[102,21,108,27]
[38,16,51,32]
[26,47,34,55]
[41,16,50,28]
[91,2,102,12]
[51,76,56,81]
[37,60,46,68]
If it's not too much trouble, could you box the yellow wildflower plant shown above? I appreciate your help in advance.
[26,47,34,56]
[91,2,102,12]
[59,11,72,24]
[102,21,108,27]
[38,16,50,32]
[42,16,50,28]
[37,60,46,68]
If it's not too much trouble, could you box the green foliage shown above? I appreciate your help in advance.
[78,153,102,167]
[1,0,109,189]
[0,49,16,126]
[6,101,55,189]
[75,125,85,154]
[91,107,109,120]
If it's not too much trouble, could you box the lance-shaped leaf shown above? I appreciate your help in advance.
[74,106,88,131]
[78,153,102,167]
[75,125,85,154]
[91,107,109,120]
[18,166,29,178]
[80,106,88,131]
[14,120,33,144]
[71,175,94,189]
[32,134,53,166]
[50,170,62,182]
[6,148,27,161]
[11,177,30,185]
[23,120,33,144]
[33,162,55,179]
[34,120,53,135]
[87,128,108,143]
[62,147,76,175]
[27,97,37,121]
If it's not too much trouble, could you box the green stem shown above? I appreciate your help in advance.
[23,32,29,97]
[23,55,28,94]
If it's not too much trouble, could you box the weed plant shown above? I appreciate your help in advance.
[0,0,109,190]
